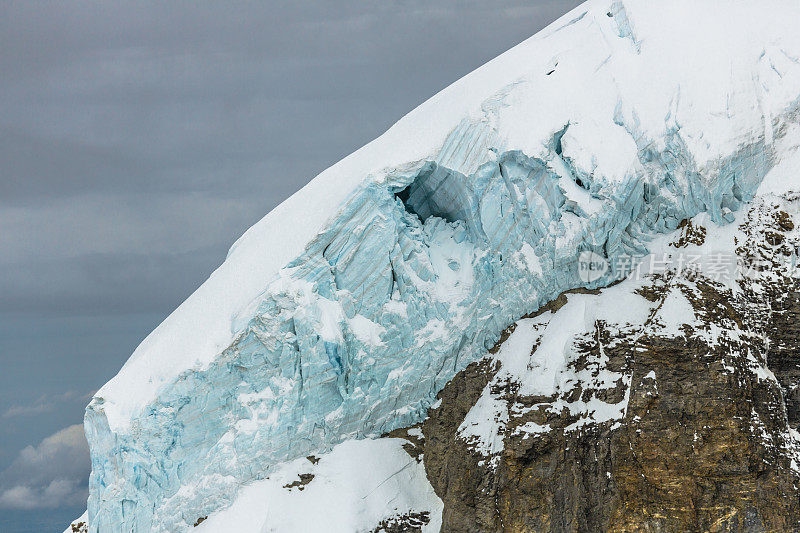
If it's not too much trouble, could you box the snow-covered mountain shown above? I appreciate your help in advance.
[75,0,800,531]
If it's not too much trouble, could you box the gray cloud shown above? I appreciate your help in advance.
[0,425,90,510]
[0,191,268,314]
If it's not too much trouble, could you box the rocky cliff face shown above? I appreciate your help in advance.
[422,193,800,532]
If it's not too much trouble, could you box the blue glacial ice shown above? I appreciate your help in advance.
[84,118,779,531]
[81,0,800,530]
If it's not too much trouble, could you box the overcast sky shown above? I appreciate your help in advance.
[0,1,580,531]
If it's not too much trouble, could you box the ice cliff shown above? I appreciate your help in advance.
[83,1,800,531]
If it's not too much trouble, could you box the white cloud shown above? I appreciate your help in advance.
[2,390,93,419]
[0,486,37,509]
[0,425,90,510]
[0,478,86,510]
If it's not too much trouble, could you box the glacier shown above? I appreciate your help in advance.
[82,1,800,531]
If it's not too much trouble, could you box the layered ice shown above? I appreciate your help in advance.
[83,1,800,531]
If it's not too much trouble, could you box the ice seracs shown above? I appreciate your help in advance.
[83,0,800,531]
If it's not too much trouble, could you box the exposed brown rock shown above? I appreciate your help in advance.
[422,196,800,532]
[282,473,314,491]
[371,511,432,533]
[384,423,426,462]
[423,358,502,532]
[672,219,707,248]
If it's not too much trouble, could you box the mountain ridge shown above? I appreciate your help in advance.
[78,1,800,530]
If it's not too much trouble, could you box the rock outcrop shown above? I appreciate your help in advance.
[422,194,800,531]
